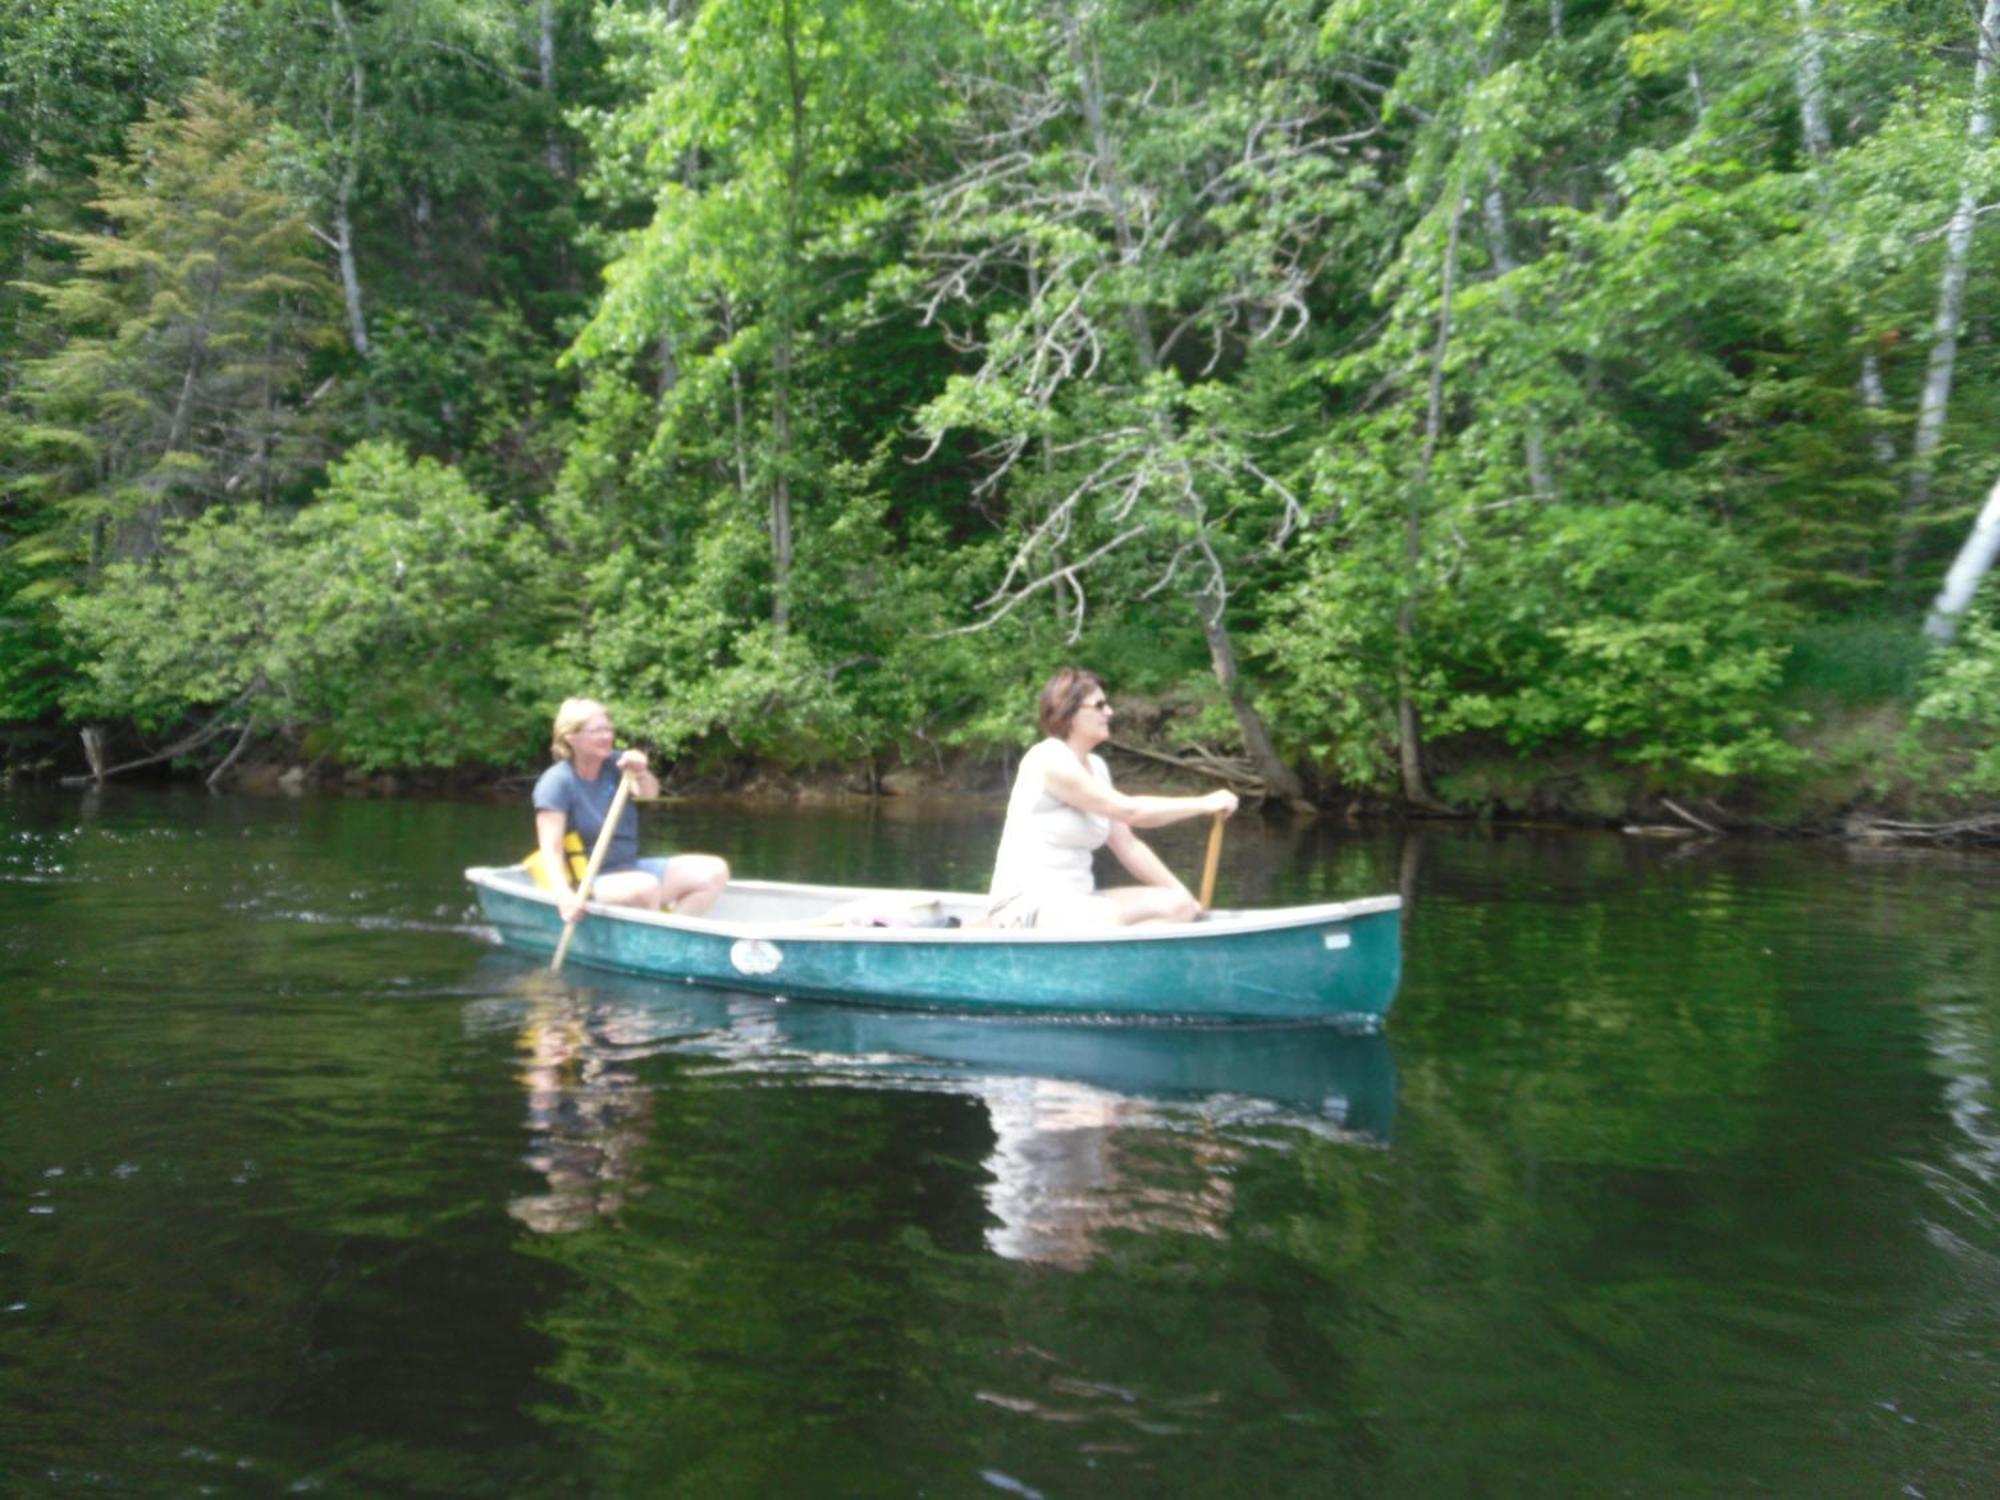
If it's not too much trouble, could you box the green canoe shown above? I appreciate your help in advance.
[465,866,1402,1026]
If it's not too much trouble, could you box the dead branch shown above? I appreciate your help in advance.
[1854,812,2000,843]
[1104,737,1266,794]
[937,524,1148,638]
[1662,797,1725,835]
[60,677,266,786]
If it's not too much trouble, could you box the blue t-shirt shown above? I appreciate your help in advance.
[532,757,640,872]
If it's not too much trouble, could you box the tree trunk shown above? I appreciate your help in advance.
[1481,172,1554,499]
[1792,0,1896,470]
[767,0,806,635]
[1897,0,2000,582]
[538,0,565,179]
[1923,473,2000,642]
[1197,605,1301,804]
[1396,196,1464,813]
[770,325,794,634]
[331,186,368,357]
[328,0,371,358]
[724,300,751,495]
[1064,3,1303,801]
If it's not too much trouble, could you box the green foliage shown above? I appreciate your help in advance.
[5,81,338,563]
[60,443,545,770]
[1780,617,1931,704]
[1262,503,1801,788]
[2,0,1995,818]
[1903,614,2000,795]
[0,0,229,373]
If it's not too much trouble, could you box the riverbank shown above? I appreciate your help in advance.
[10,712,1995,846]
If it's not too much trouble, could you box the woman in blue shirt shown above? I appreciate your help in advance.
[532,698,730,925]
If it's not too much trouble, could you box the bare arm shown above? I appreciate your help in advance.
[1105,820,1190,892]
[616,749,660,798]
[1039,753,1237,829]
[536,807,587,923]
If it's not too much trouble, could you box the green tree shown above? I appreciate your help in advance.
[6,80,337,563]
[897,0,1397,800]
[60,441,547,776]
[1260,502,1799,793]
[0,0,226,378]
[1,80,337,724]
[572,0,935,632]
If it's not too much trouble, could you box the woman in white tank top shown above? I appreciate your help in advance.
[986,667,1238,930]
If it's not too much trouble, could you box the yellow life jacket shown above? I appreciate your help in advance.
[522,831,589,892]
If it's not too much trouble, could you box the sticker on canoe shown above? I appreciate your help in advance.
[730,938,783,976]
[1323,931,1351,950]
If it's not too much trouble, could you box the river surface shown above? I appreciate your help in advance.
[2,785,1997,1497]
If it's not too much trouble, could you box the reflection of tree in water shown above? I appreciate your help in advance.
[511,1000,655,1234]
[979,1078,1242,1270]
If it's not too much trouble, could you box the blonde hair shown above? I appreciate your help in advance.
[550,697,610,762]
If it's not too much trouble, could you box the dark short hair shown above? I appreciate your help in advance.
[1037,666,1104,739]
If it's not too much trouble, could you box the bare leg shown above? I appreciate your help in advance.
[657,854,730,915]
[588,869,665,912]
[1101,884,1200,927]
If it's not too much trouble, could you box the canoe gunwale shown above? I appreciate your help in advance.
[462,866,1400,946]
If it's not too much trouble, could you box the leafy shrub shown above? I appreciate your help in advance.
[1260,501,1801,789]
[61,443,546,770]
[1903,614,2000,796]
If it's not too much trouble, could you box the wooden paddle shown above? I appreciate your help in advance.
[1198,811,1225,911]
[550,768,636,974]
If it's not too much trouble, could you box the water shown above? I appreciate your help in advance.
[2,786,1997,1497]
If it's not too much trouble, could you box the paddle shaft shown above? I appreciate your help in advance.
[1198,811,1225,911]
[550,768,636,973]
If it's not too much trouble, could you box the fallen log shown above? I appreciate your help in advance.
[1853,813,2000,844]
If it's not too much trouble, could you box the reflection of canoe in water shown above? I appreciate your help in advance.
[465,867,1402,1025]
[771,1004,1397,1138]
[464,954,1396,1136]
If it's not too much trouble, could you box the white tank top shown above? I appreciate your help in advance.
[988,738,1112,901]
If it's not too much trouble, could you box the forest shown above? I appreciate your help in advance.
[4,0,2000,829]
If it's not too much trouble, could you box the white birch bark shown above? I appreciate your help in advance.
[1899,0,2000,580]
[1923,475,2000,642]
[329,187,367,357]
[767,0,807,635]
[327,0,370,357]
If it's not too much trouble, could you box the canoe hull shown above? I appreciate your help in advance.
[465,867,1401,1025]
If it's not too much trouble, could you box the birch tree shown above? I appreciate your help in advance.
[1898,0,2000,581]
[1924,476,2000,642]
[243,0,521,360]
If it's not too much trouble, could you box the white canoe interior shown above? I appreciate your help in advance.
[469,866,1400,946]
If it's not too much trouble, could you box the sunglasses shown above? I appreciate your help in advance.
[1082,697,1112,712]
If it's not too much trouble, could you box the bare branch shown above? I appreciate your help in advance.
[937,524,1148,638]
